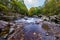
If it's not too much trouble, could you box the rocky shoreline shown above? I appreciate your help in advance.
[0,20,60,40]
[0,21,24,40]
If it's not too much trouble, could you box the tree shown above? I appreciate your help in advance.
[28,7,35,16]
[10,0,28,15]
[41,0,60,16]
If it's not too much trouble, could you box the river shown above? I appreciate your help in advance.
[15,17,55,40]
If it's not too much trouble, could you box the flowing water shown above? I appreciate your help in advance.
[15,17,55,40]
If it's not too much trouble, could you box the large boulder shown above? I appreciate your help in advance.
[41,16,49,21]
[49,15,60,24]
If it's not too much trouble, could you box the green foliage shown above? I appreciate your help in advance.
[10,0,28,15]
[28,7,42,16]
[0,0,60,17]
[28,7,35,16]
[0,0,28,16]
[41,0,60,16]
[0,0,29,21]
[0,4,9,12]
[28,0,60,16]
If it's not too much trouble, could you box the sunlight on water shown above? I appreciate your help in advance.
[15,18,43,23]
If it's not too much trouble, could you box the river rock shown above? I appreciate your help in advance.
[33,15,38,18]
[0,20,8,28]
[41,16,49,21]
[49,15,60,24]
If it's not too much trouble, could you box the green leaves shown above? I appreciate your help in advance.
[0,0,28,16]
[0,0,60,17]
[28,0,60,16]
[10,0,28,15]
[28,7,42,16]
[41,0,60,16]
[0,4,9,12]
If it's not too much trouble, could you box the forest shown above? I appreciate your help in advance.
[0,0,60,23]
[0,0,60,16]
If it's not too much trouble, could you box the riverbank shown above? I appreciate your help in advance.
[0,20,60,40]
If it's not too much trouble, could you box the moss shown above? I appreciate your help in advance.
[42,24,51,31]
[0,25,10,37]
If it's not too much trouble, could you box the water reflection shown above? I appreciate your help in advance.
[15,17,43,23]
[15,17,55,40]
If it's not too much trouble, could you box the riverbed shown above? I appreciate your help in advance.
[14,17,60,40]
[0,17,60,40]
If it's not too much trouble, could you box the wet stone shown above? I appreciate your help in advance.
[0,18,60,40]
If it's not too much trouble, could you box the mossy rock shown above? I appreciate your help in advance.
[0,25,10,37]
[44,19,47,21]
[42,24,51,31]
